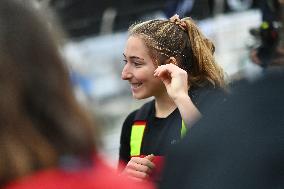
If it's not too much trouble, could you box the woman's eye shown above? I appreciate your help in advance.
[134,62,142,67]
[122,59,127,64]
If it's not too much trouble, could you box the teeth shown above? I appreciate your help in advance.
[131,83,142,88]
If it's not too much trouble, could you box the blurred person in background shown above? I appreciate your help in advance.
[250,0,284,68]
[119,14,226,183]
[159,69,284,189]
[273,0,284,66]
[0,0,154,188]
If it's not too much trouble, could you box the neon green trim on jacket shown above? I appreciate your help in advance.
[130,122,146,156]
[181,120,187,138]
[130,120,188,156]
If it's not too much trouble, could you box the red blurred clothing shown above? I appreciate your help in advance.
[4,156,155,189]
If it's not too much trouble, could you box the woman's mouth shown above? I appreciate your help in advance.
[131,83,142,89]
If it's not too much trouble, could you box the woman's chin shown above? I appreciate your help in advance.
[132,93,148,100]
[132,94,143,100]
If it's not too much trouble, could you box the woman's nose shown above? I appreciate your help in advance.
[121,64,132,80]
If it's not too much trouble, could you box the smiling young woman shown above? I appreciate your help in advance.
[122,36,166,100]
[119,15,227,183]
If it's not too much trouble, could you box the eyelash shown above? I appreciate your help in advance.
[123,59,142,67]
[133,62,142,67]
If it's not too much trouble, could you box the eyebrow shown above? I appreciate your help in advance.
[123,53,145,61]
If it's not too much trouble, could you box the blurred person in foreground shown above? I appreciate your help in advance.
[159,69,284,189]
[0,0,154,188]
[119,14,226,183]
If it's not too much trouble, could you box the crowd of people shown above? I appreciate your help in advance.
[0,0,283,188]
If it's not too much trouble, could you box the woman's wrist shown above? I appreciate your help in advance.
[172,93,191,106]
[174,93,201,127]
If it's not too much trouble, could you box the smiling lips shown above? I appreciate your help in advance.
[131,83,142,90]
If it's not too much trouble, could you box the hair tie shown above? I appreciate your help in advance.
[169,14,187,31]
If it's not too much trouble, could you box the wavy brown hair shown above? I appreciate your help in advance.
[0,0,96,185]
[129,17,226,89]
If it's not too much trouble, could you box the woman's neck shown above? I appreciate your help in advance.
[154,94,177,118]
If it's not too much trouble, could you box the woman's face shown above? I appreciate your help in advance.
[121,36,165,99]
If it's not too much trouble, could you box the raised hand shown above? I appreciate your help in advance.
[154,63,188,101]
[154,63,201,126]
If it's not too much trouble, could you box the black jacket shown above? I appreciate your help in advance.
[119,84,226,163]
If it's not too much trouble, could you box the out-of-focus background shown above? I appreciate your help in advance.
[38,0,269,165]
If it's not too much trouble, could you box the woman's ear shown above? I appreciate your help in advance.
[168,57,178,65]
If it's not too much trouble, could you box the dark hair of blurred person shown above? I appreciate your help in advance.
[0,0,154,188]
[159,69,284,189]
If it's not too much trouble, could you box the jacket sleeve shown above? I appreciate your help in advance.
[118,110,137,165]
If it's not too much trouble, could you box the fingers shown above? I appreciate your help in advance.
[154,63,187,78]
[154,64,171,78]
[124,168,149,180]
[130,156,155,169]
[145,154,154,161]
[126,159,152,173]
[154,64,174,85]
[122,156,155,181]
[154,63,188,89]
